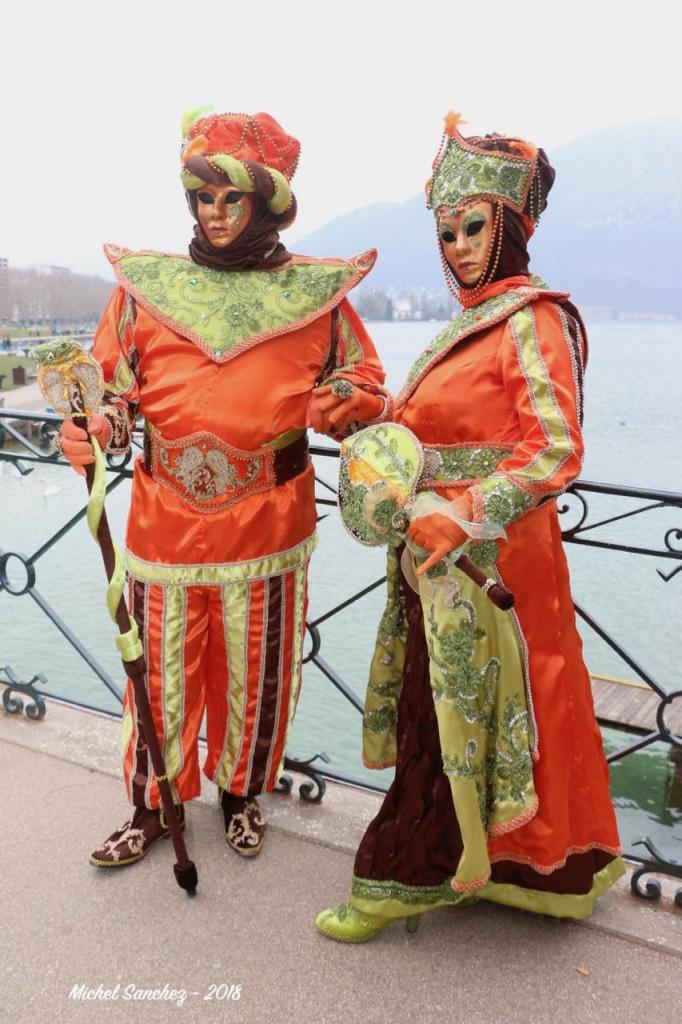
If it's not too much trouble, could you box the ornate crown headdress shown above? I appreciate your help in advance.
[425,111,543,222]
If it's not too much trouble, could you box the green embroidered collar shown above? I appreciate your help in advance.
[105,245,376,363]
[396,277,565,406]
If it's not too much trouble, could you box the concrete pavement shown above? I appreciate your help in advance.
[1,702,681,1024]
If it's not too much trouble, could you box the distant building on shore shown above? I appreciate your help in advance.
[0,257,8,322]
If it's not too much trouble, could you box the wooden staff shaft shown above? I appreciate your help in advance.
[454,553,514,611]
[75,413,197,895]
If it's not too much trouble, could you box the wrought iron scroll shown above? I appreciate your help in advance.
[2,410,681,889]
[0,665,46,719]
[630,838,682,909]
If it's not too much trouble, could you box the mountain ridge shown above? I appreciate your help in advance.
[293,121,682,317]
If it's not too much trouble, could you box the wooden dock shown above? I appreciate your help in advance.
[591,674,682,737]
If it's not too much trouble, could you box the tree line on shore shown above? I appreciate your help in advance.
[3,266,113,325]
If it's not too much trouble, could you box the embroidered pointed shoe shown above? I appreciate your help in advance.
[89,804,184,868]
[315,900,421,943]
[220,790,266,857]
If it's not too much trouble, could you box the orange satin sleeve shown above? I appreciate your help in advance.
[329,298,386,390]
[466,299,585,530]
[316,297,388,441]
[91,286,140,405]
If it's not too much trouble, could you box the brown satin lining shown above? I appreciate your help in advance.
[353,548,617,895]
[273,433,310,485]
[247,574,285,795]
[131,579,149,809]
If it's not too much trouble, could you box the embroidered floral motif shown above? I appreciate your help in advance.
[225,802,265,852]
[149,428,276,514]
[466,539,500,569]
[100,399,135,455]
[428,138,534,212]
[420,444,513,485]
[424,559,449,580]
[363,704,398,734]
[427,600,500,725]
[492,697,536,805]
[474,475,533,529]
[442,695,534,827]
[113,251,370,360]
[219,299,265,334]
[98,822,146,862]
[160,445,261,499]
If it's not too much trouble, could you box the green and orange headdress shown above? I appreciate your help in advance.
[424,111,556,301]
[425,111,547,234]
[180,107,300,225]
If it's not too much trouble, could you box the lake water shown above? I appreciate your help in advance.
[1,320,681,863]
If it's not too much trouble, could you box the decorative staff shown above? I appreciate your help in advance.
[34,339,198,897]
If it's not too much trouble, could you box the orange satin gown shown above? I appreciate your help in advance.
[396,276,621,876]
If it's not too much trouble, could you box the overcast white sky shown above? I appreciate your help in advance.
[2,0,679,277]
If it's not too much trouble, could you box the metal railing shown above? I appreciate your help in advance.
[1,407,681,907]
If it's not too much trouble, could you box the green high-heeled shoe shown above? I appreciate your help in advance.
[315,900,421,943]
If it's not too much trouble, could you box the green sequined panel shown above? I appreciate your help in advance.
[429,139,534,212]
[477,475,534,529]
[425,445,512,484]
[352,875,462,908]
[362,548,407,767]
[117,254,361,357]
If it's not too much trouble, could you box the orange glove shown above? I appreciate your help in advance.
[409,513,469,575]
[59,415,111,477]
[307,383,384,434]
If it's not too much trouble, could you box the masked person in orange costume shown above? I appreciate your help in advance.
[316,113,623,941]
[60,109,387,865]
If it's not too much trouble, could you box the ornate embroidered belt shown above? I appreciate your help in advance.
[143,425,309,514]
[418,443,513,488]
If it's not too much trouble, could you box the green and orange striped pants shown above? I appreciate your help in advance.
[119,539,313,807]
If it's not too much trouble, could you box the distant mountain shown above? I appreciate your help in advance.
[293,122,682,317]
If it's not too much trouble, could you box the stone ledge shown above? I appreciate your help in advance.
[1,697,680,960]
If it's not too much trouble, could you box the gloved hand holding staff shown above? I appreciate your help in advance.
[35,339,198,897]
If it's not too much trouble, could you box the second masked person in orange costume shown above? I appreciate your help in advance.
[316,112,623,941]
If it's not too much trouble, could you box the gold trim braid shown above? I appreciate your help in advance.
[125,534,318,588]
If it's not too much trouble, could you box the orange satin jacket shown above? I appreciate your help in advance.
[93,252,384,567]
